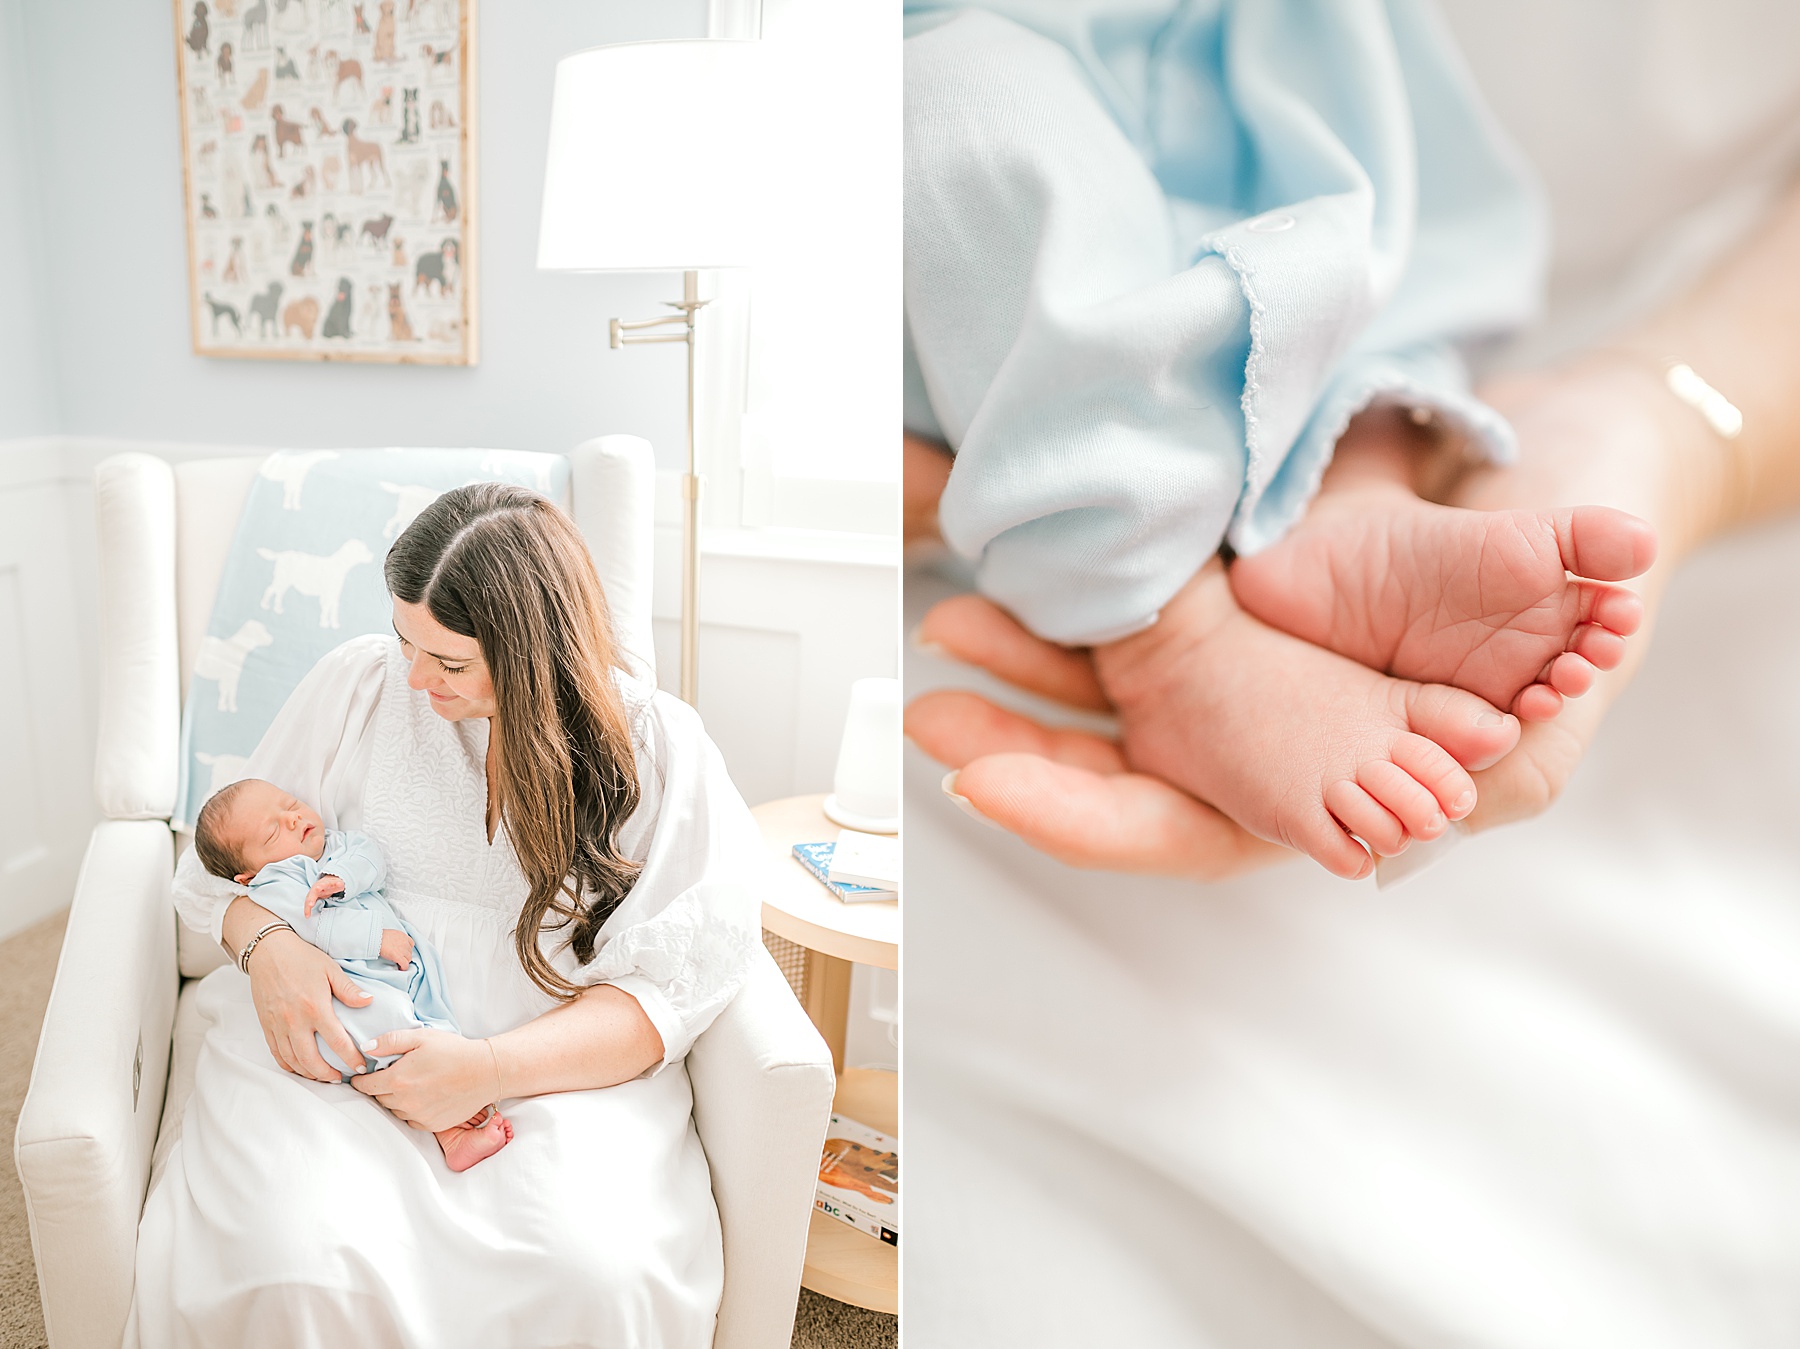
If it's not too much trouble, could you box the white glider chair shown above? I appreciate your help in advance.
[14,440,836,1349]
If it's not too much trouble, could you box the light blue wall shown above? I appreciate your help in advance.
[12,0,708,466]
[0,0,57,439]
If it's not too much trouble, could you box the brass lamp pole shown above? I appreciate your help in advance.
[608,269,708,706]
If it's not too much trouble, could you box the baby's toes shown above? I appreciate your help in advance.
[1546,651,1597,698]
[1569,622,1627,671]
[1292,802,1376,880]
[1513,682,1564,722]
[1402,683,1520,771]
[1577,582,1644,638]
[1387,732,1479,821]
[1557,505,1658,581]
[1357,759,1449,840]
[1324,780,1410,858]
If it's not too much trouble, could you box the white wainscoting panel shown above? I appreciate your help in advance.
[652,524,900,804]
[653,619,802,808]
[0,453,102,940]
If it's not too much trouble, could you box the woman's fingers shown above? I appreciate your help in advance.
[946,752,1289,881]
[286,1021,347,1082]
[328,965,374,1007]
[917,595,1111,712]
[906,689,1124,773]
[904,432,954,545]
[363,1029,427,1060]
[1465,696,1600,831]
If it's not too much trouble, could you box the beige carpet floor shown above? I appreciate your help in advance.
[1,909,64,1349]
[0,909,893,1349]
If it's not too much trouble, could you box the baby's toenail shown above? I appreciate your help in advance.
[1475,711,1506,728]
[1451,791,1475,815]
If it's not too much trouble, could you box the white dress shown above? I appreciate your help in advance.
[128,635,762,1349]
[905,3,1800,1346]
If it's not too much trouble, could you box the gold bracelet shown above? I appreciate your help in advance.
[1663,362,1744,440]
[1599,349,1753,523]
[236,920,294,974]
[486,1038,504,1103]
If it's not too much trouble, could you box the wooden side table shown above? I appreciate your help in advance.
[750,794,899,1316]
[751,794,898,1073]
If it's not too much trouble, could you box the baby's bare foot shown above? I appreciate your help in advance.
[1095,562,1521,878]
[436,1108,514,1172]
[1230,483,1657,721]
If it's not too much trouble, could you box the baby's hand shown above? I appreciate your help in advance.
[379,928,414,971]
[304,874,346,916]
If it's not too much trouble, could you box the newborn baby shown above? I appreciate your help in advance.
[194,778,513,1172]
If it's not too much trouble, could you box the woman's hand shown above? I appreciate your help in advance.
[352,1029,499,1132]
[228,895,374,1081]
[909,594,1288,879]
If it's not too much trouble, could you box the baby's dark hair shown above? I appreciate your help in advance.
[193,779,256,881]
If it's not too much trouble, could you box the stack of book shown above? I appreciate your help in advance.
[815,1112,899,1247]
[792,828,901,903]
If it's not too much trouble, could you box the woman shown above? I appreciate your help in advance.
[902,2,1800,1345]
[130,485,759,1348]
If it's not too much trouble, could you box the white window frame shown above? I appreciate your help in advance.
[666,0,899,554]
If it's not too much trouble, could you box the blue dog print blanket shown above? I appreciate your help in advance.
[174,448,570,830]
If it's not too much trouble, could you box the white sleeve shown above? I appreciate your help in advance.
[567,687,763,1072]
[172,635,391,945]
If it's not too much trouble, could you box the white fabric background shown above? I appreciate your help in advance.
[904,3,1800,1344]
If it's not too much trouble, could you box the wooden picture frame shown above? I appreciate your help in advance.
[171,0,479,364]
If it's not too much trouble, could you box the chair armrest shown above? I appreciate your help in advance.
[14,821,178,1349]
[688,948,835,1349]
[92,454,181,820]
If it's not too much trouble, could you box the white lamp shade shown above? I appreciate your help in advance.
[825,678,900,835]
[537,40,768,272]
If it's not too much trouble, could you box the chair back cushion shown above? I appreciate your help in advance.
[172,449,570,828]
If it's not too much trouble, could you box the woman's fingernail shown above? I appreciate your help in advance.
[360,1039,377,1053]
[908,624,950,659]
[1475,711,1507,728]
[942,771,1001,828]
[1451,790,1476,815]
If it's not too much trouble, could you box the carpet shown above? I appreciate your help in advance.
[1,909,65,1349]
[0,910,894,1349]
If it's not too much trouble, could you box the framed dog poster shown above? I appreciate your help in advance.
[171,0,478,364]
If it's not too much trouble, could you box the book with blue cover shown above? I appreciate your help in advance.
[793,841,894,903]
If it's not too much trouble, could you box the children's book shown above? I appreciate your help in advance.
[827,829,901,893]
[815,1113,899,1246]
[793,841,895,903]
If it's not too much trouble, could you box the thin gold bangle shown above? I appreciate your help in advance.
[1597,349,1753,524]
[486,1038,504,1103]
[1662,362,1744,440]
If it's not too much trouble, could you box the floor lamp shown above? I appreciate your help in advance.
[537,40,766,707]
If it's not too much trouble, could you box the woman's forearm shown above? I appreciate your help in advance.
[220,893,279,957]
[1608,178,1800,546]
[489,985,665,1098]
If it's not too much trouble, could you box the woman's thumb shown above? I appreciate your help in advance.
[362,1028,425,1059]
[328,967,374,1006]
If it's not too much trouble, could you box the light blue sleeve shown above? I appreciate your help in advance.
[309,831,389,960]
[247,836,388,963]
[320,829,386,901]
[904,0,1545,642]
[244,856,315,929]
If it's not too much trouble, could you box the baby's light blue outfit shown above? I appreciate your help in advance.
[248,828,459,1078]
[905,0,1547,643]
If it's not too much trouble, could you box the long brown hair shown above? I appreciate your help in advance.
[385,483,641,1000]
